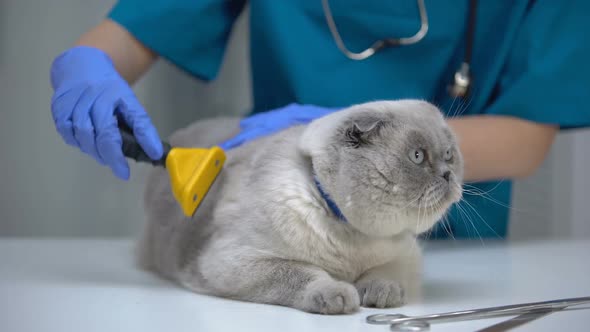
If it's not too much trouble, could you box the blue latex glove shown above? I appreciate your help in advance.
[50,46,163,180]
[219,103,341,150]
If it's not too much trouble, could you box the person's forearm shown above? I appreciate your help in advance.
[75,19,157,84]
[447,115,558,182]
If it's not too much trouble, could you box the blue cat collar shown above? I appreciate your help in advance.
[313,177,347,222]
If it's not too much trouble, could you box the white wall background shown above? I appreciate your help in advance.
[0,1,588,239]
[510,130,590,240]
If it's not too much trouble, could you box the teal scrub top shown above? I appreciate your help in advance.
[108,0,590,239]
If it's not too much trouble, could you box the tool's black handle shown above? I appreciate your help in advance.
[119,122,171,167]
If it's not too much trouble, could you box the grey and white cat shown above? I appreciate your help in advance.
[140,100,463,314]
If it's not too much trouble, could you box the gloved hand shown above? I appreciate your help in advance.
[50,46,163,180]
[219,103,341,150]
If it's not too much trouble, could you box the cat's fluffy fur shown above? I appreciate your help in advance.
[140,100,463,314]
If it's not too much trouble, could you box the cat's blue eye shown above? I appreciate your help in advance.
[409,149,425,164]
[444,148,453,161]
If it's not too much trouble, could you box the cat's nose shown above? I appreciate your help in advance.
[441,171,451,182]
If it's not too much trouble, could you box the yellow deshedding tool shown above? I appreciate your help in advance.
[119,123,226,217]
[165,147,226,216]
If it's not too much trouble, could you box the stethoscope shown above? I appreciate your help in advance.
[322,0,477,99]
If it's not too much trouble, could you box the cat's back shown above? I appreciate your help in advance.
[142,115,242,230]
[139,116,241,275]
[168,116,241,148]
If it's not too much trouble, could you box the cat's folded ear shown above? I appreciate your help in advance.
[298,109,389,156]
[344,118,385,148]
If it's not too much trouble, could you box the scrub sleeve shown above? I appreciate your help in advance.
[108,0,246,81]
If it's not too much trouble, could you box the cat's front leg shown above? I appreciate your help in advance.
[355,243,422,308]
[299,277,360,314]
[355,276,406,308]
[186,257,360,314]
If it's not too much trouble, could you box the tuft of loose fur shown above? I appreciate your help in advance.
[139,100,463,314]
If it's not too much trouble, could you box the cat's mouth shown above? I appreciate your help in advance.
[402,183,462,234]
[416,181,462,212]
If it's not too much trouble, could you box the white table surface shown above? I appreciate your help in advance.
[1,237,589,332]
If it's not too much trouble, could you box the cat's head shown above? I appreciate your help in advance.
[299,100,463,237]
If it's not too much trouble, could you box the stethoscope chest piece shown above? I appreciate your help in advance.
[448,62,472,99]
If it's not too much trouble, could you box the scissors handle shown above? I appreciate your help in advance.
[367,296,590,325]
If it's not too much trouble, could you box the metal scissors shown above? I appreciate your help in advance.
[366,296,590,331]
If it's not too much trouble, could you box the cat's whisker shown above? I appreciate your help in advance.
[433,198,455,241]
[454,198,500,243]
[461,198,504,240]
[462,180,551,234]
[453,98,466,119]
[461,182,534,215]
[420,198,426,235]
[440,197,456,241]
[456,95,474,118]
[448,98,460,119]
[415,196,423,235]
[452,200,470,238]
[401,192,424,210]
[455,100,467,118]
[463,181,505,196]
[440,216,452,240]
[462,184,555,223]
[455,200,485,245]
[443,215,456,241]
[454,200,475,240]
[447,95,459,119]
[462,191,514,210]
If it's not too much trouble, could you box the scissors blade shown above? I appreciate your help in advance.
[366,296,590,325]
[475,308,561,332]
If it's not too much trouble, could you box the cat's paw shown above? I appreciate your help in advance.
[298,279,360,314]
[355,279,405,308]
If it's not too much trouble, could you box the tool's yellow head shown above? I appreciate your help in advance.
[165,146,226,217]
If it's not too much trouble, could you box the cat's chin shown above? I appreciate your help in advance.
[411,184,463,231]
[345,190,460,237]
[411,207,449,234]
[347,211,442,238]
